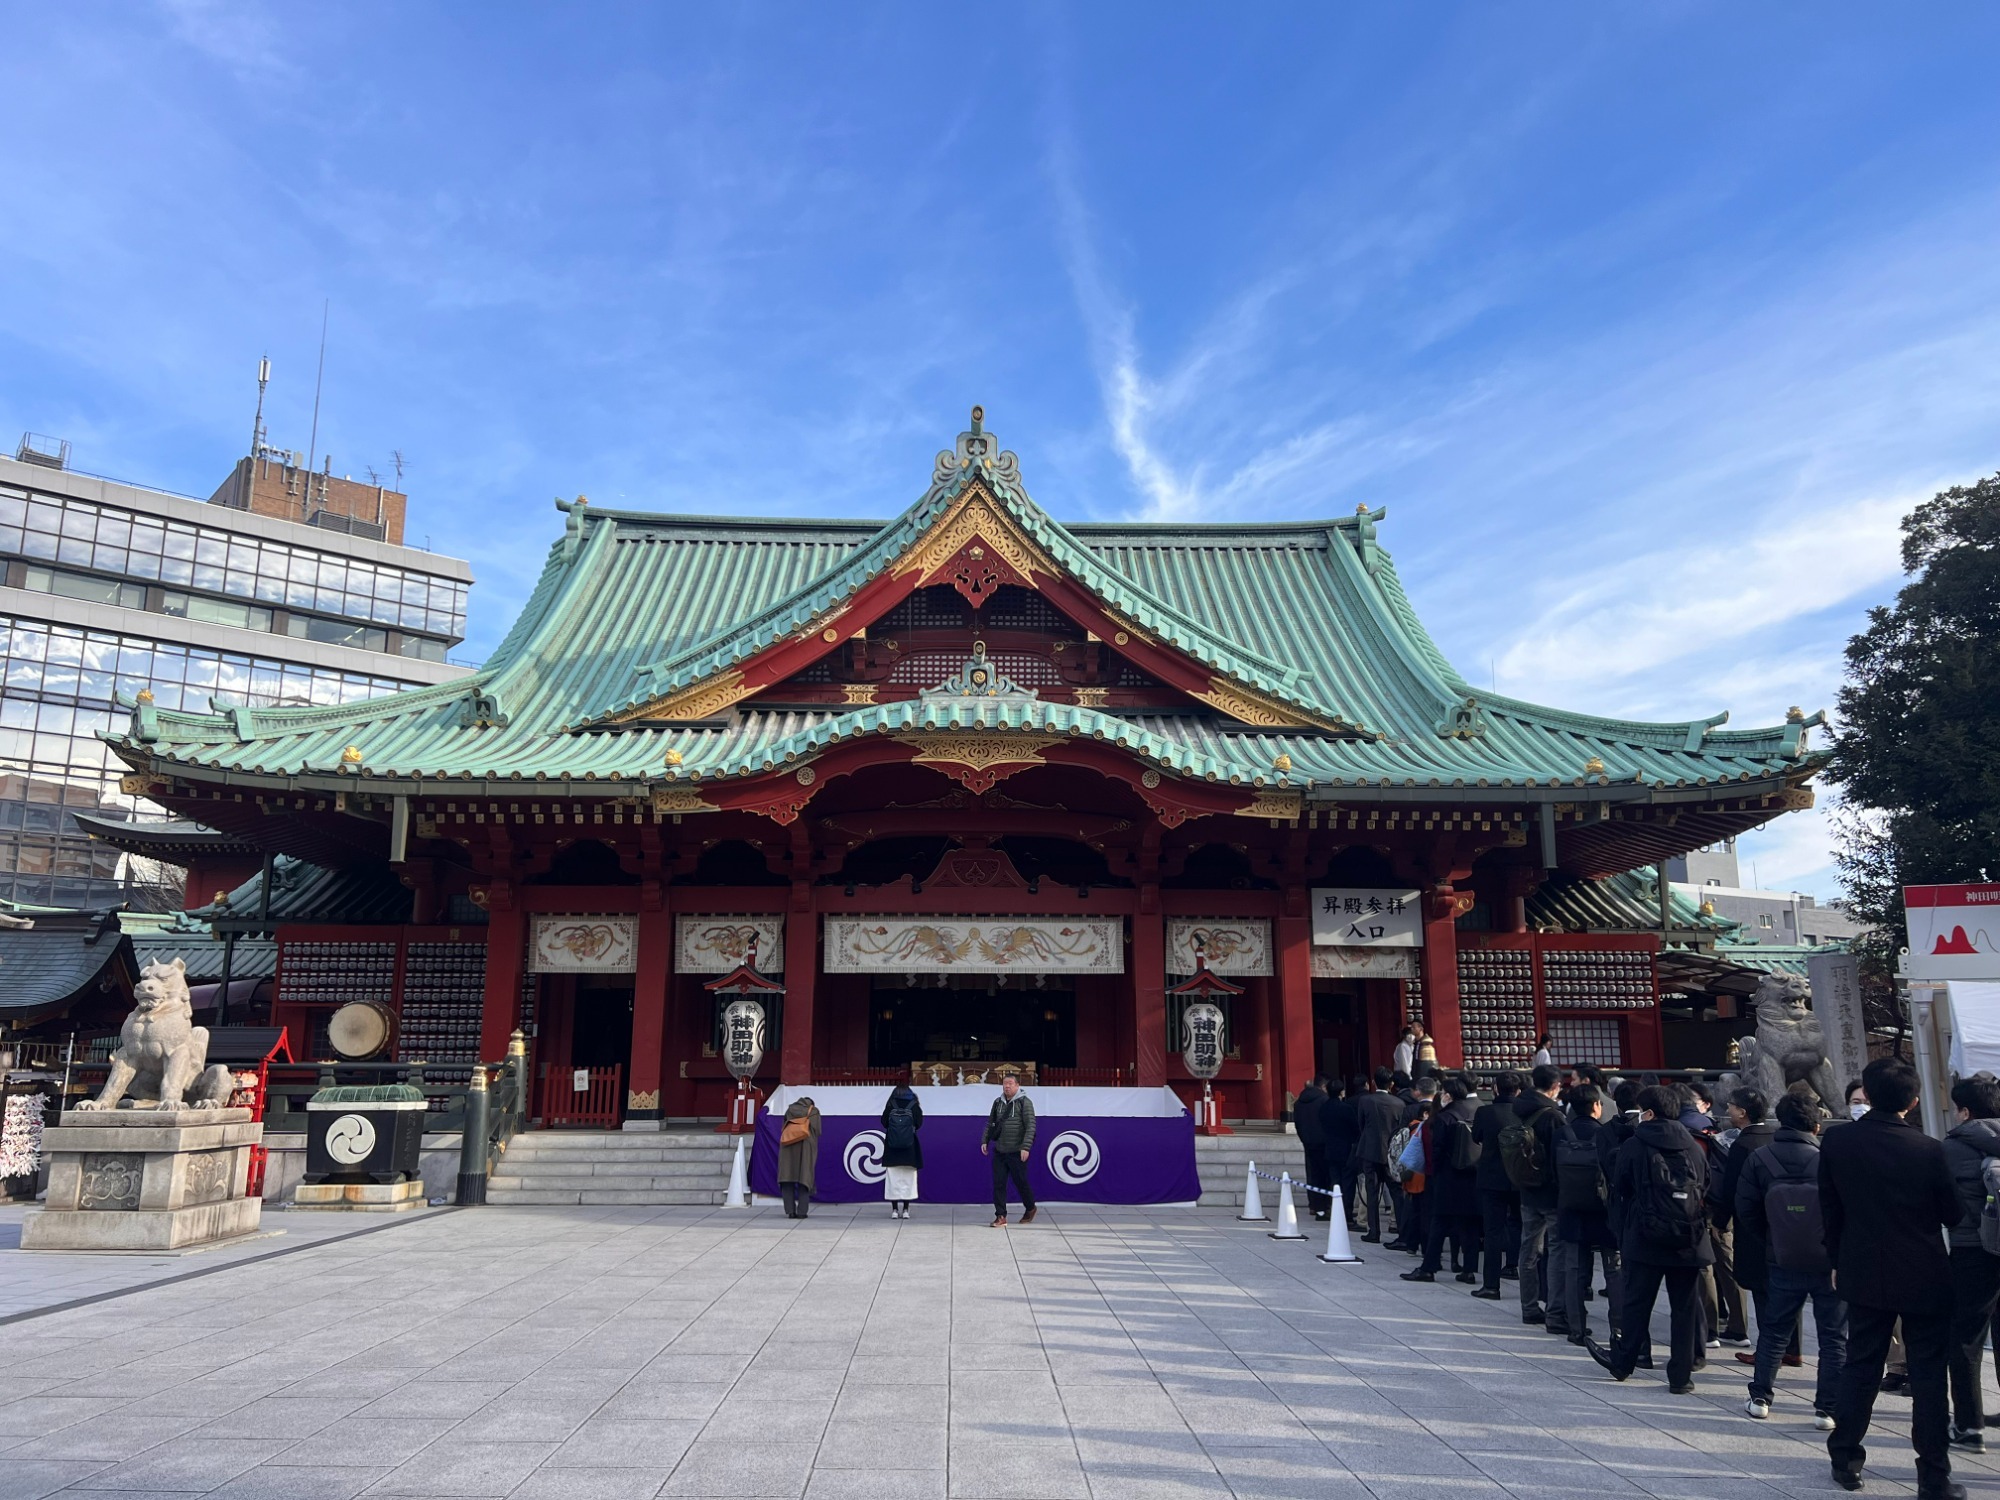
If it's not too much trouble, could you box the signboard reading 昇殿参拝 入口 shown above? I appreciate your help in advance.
[1309,889,1421,948]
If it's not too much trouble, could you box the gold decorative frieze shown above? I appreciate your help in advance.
[1195,679,1339,733]
[1239,789,1302,822]
[899,732,1061,774]
[892,482,1059,590]
[650,786,720,815]
[841,683,879,705]
[627,1089,661,1111]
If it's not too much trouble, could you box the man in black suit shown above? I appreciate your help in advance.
[1295,1075,1331,1221]
[1821,1057,1964,1499]
[1354,1067,1405,1243]
[1470,1071,1523,1299]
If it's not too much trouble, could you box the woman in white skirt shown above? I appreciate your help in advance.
[879,1083,924,1218]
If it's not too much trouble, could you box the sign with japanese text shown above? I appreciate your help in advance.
[1309,888,1421,948]
[720,999,768,1080]
[1905,884,2000,980]
[1181,1002,1226,1079]
[1806,951,1868,1096]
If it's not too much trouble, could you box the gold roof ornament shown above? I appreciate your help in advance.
[663,748,684,766]
[136,688,154,703]
[1786,705,1805,722]
[1273,753,1293,773]
[213,891,228,908]
[1584,756,1605,774]
[1700,899,1717,916]
[340,745,363,764]
[574,495,589,506]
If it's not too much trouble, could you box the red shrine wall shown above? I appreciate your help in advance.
[266,886,1667,1127]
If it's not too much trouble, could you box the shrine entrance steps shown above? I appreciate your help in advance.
[482,1124,1297,1209]
[486,1129,744,1207]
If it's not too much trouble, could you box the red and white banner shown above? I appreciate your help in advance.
[1905,884,2000,979]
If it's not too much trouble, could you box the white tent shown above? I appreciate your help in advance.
[1947,980,2000,1077]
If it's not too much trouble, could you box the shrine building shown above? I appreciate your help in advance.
[103,411,1825,1126]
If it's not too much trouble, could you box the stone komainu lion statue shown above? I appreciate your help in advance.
[75,957,236,1112]
[1733,972,1842,1116]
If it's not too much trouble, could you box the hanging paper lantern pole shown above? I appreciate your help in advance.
[705,935,782,1135]
[1168,956,1241,1137]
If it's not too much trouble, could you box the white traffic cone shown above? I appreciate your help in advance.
[1316,1186,1362,1262]
[1236,1160,1268,1221]
[1268,1172,1307,1240]
[724,1137,749,1207]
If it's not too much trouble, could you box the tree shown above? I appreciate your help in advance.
[1827,471,2000,1009]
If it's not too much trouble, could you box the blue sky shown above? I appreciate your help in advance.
[5,4,1999,896]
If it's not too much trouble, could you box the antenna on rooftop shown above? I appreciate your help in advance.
[391,449,406,487]
[250,355,270,458]
[304,300,328,521]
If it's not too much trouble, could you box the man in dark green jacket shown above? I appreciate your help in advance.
[983,1076,1038,1228]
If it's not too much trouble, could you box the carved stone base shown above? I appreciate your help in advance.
[20,1107,263,1252]
[293,1178,426,1212]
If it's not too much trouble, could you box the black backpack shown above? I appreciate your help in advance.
[1498,1109,1547,1190]
[1762,1152,1830,1275]
[1449,1113,1483,1172]
[884,1098,917,1150]
[1555,1123,1605,1212]
[1632,1140,1707,1253]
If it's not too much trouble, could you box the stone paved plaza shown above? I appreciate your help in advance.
[3,1202,1995,1500]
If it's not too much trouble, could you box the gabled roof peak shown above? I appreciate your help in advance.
[931,406,1025,496]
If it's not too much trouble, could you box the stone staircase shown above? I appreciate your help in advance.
[487,1129,747,1206]
[482,1125,1310,1209]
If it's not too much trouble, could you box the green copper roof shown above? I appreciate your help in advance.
[1526,868,1739,936]
[106,415,1824,802]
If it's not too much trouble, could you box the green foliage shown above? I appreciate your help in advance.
[1827,472,2000,955]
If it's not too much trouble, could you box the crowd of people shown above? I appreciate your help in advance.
[1292,1053,1998,1500]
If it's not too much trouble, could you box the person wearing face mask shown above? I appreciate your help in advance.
[1828,1079,1869,1130]
[1820,1057,1964,1499]
[1940,1075,2000,1455]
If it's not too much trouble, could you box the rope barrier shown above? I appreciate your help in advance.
[1236,1160,1362,1263]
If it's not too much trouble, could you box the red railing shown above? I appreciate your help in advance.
[537,1064,624,1128]
[1042,1067,1130,1087]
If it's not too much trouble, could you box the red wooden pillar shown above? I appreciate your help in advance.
[627,880,671,1124]
[1275,906,1315,1103]
[780,887,817,1085]
[1133,890,1167,1088]
[479,893,525,1062]
[1421,885,1468,1069]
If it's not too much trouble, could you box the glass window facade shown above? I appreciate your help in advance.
[0,482,468,642]
[0,610,427,910]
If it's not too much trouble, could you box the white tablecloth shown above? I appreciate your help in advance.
[763,1084,1187,1118]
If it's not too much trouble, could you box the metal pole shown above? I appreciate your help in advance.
[1907,984,1947,1140]
[217,931,236,1027]
[456,1066,490,1205]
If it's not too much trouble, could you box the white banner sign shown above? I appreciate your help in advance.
[530,915,638,973]
[1166,919,1272,976]
[825,917,1124,974]
[1312,946,1418,980]
[1905,883,2000,980]
[675,916,785,974]
[1310,888,1421,947]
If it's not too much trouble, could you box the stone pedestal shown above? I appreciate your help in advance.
[21,1107,263,1251]
[293,1178,425,1212]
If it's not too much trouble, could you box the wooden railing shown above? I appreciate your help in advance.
[536,1063,623,1128]
[810,1067,908,1087]
[1042,1067,1130,1087]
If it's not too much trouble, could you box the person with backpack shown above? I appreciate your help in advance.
[1404,1075,1481,1283]
[879,1082,924,1219]
[1471,1071,1524,1300]
[1354,1067,1405,1244]
[777,1095,823,1219]
[981,1075,1038,1228]
[1940,1075,2000,1454]
[1586,1083,1713,1393]
[1821,1057,1964,1499]
[1734,1089,1846,1425]
[1554,1084,1619,1346]
[1502,1063,1566,1328]
[1295,1075,1331,1221]
[1709,1087,1775,1352]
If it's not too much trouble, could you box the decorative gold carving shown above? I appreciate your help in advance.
[1194,678,1345,732]
[630,669,747,723]
[1776,784,1816,810]
[892,481,1060,591]
[1272,753,1292,772]
[795,765,817,785]
[1072,688,1108,707]
[821,627,839,642]
[1239,790,1302,822]
[135,688,154,703]
[841,683,879,705]
[663,748,683,765]
[340,745,363,764]
[650,786,720,815]
[1584,756,1606,774]
[120,773,165,796]
[627,1089,661,1111]
[1140,769,1162,789]
[899,733,1060,774]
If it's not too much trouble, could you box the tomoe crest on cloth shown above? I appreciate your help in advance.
[843,1129,886,1184]
[1046,1130,1100,1185]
